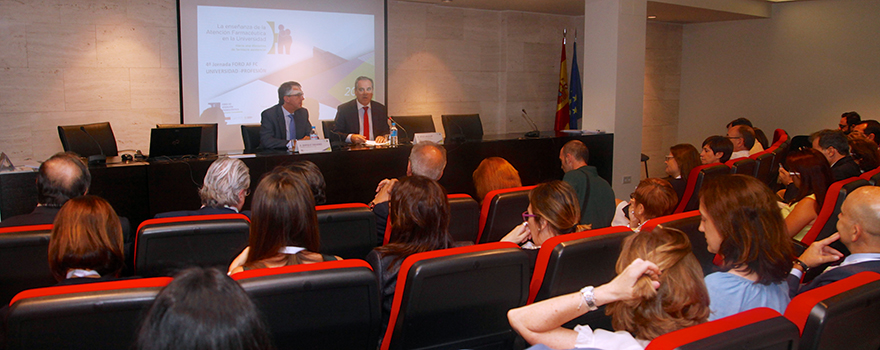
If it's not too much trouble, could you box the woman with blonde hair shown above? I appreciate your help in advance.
[508,226,709,349]
[473,157,522,203]
[501,181,581,261]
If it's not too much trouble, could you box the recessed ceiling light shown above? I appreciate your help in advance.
[647,15,657,19]
[441,0,452,2]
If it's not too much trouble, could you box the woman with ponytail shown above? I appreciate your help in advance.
[507,227,709,349]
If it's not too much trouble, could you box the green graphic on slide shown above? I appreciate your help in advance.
[328,61,375,104]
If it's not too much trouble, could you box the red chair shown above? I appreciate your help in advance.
[674,164,729,213]
[0,224,55,306]
[859,165,880,185]
[5,277,172,350]
[134,213,250,277]
[641,211,716,276]
[785,271,880,350]
[726,157,757,176]
[528,226,633,331]
[646,308,799,350]
[772,128,789,145]
[477,185,536,243]
[751,150,777,187]
[799,177,868,247]
[380,242,529,350]
[316,203,376,259]
[447,194,480,243]
[232,259,381,350]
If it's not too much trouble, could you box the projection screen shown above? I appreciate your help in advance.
[178,0,386,151]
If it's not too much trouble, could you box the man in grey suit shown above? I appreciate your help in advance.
[260,81,312,149]
[330,76,389,144]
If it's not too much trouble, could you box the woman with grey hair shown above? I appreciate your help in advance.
[155,157,251,218]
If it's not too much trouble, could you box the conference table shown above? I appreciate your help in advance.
[0,132,613,228]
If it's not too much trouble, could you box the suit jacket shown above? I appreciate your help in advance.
[0,205,132,244]
[831,155,861,182]
[259,104,311,149]
[154,206,251,219]
[330,99,389,143]
[787,259,880,298]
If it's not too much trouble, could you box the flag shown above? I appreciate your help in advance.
[569,40,582,130]
[554,35,570,132]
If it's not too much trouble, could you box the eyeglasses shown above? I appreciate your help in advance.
[726,136,742,140]
[664,155,674,160]
[522,211,538,222]
[286,92,304,97]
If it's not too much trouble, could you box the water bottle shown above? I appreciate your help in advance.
[309,126,318,140]
[390,122,399,147]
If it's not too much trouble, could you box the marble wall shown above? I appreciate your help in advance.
[642,22,683,180]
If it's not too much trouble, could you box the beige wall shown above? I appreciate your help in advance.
[643,22,682,179]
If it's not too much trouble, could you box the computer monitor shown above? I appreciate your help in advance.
[156,123,218,154]
[148,127,202,159]
[57,122,119,157]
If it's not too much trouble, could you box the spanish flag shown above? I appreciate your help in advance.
[554,34,570,132]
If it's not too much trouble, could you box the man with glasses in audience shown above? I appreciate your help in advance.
[260,81,312,150]
[726,125,757,159]
[811,129,861,181]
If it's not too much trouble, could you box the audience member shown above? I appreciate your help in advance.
[286,160,326,205]
[852,119,880,142]
[501,181,581,268]
[839,111,861,135]
[777,149,832,241]
[135,267,275,350]
[366,176,454,333]
[611,178,678,231]
[699,135,733,165]
[663,143,699,202]
[726,117,752,129]
[472,157,522,203]
[559,140,615,229]
[810,129,861,181]
[155,157,251,218]
[727,125,757,159]
[49,195,125,284]
[369,141,447,243]
[788,186,880,297]
[228,168,339,274]
[726,118,767,153]
[699,175,792,320]
[848,137,880,173]
[507,226,709,349]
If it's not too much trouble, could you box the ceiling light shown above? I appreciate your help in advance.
[647,15,657,19]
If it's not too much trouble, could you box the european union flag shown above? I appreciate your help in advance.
[569,41,582,130]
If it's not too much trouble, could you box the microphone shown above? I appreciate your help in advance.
[80,126,107,165]
[387,116,409,143]
[521,109,540,138]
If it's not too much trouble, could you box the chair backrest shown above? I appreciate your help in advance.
[772,128,789,145]
[441,114,483,141]
[646,308,800,350]
[769,140,791,184]
[800,177,867,246]
[232,259,381,350]
[528,226,633,330]
[381,242,529,350]
[859,165,880,185]
[751,150,777,186]
[641,211,717,276]
[726,157,757,177]
[157,123,218,154]
[321,120,336,142]
[240,124,261,152]
[447,194,480,243]
[57,122,119,157]
[477,185,536,244]
[391,115,435,143]
[674,164,730,213]
[785,271,880,350]
[134,214,251,277]
[5,277,172,350]
[315,203,376,259]
[0,225,56,306]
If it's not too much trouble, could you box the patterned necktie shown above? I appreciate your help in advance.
[288,114,296,140]
[363,106,370,140]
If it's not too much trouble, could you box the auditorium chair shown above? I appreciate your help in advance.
[641,211,716,276]
[673,164,729,213]
[528,226,633,331]
[477,185,536,244]
[785,271,880,350]
[769,139,791,185]
[752,150,777,187]
[57,121,119,158]
[157,123,218,154]
[316,203,376,259]
[645,308,800,350]
[447,194,480,243]
[134,214,251,277]
[232,259,381,350]
[240,124,261,152]
[380,242,529,350]
[772,128,789,145]
[5,277,172,350]
[389,115,435,144]
[441,114,483,142]
[0,224,56,306]
[858,165,880,185]
[321,120,337,142]
[725,157,757,177]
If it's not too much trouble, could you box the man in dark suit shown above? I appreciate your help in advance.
[811,129,861,181]
[155,157,250,218]
[788,186,880,297]
[0,152,132,241]
[330,76,389,144]
[260,81,312,149]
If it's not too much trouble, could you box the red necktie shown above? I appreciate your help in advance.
[363,106,370,140]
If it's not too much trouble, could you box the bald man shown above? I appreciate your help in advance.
[788,186,880,297]
[0,152,91,227]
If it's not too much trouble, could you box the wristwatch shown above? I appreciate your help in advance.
[580,286,599,311]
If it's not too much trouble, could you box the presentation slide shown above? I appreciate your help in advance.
[179,0,385,151]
